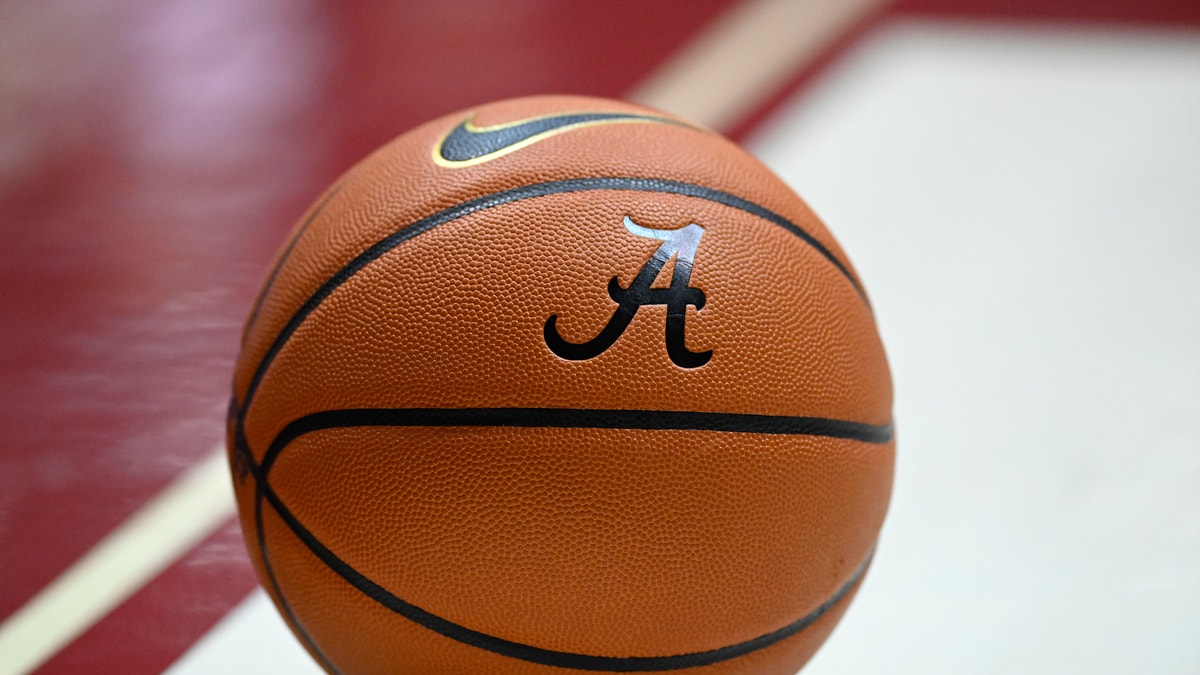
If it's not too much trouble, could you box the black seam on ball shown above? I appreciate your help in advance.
[258,406,893,480]
[237,177,872,418]
[242,178,350,348]
[235,177,883,671]
[259,468,873,672]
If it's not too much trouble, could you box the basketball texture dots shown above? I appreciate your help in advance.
[228,95,894,675]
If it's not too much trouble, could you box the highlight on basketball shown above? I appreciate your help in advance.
[2,2,1197,675]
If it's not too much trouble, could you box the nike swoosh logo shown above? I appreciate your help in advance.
[434,111,690,167]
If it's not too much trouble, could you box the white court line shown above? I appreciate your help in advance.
[0,445,235,675]
[628,0,887,130]
[0,3,887,673]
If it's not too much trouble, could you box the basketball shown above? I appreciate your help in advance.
[227,95,894,674]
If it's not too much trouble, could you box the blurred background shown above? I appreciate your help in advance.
[1,1,1197,673]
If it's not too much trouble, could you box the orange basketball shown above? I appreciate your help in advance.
[228,95,893,675]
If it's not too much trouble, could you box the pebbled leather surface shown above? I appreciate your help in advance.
[229,95,894,674]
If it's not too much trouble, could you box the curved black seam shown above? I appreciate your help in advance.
[258,407,894,480]
[242,179,349,347]
[237,177,869,416]
[253,483,343,674]
[258,471,873,672]
[236,177,878,670]
[234,416,343,674]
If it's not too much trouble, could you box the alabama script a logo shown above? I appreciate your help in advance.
[544,216,712,368]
